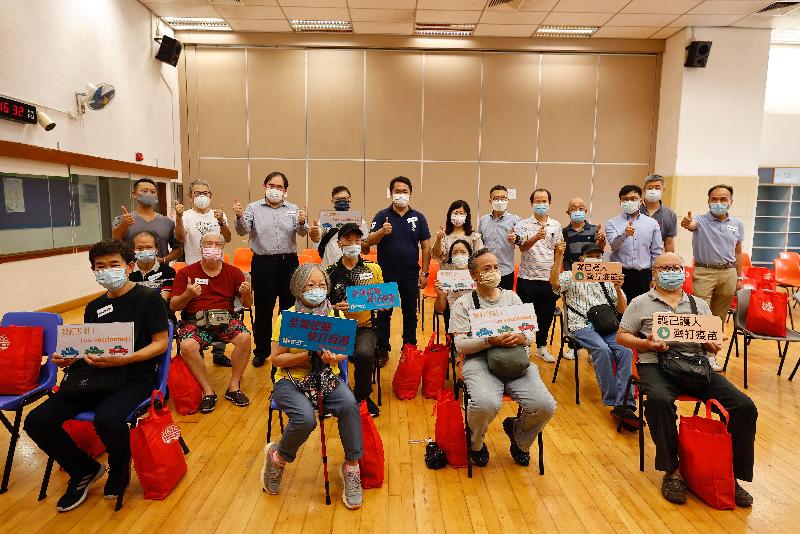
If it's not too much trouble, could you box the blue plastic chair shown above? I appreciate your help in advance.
[0,312,62,494]
[266,357,349,444]
[40,323,184,511]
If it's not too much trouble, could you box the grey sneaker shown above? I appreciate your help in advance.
[339,463,363,509]
[261,442,285,495]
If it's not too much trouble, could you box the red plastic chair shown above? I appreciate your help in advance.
[775,258,800,289]
[683,266,694,295]
[420,261,440,331]
[512,264,520,292]
[233,247,253,273]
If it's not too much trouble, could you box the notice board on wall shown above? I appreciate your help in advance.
[0,173,80,230]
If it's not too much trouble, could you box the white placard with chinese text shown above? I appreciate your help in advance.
[319,210,362,230]
[437,269,476,291]
[56,322,134,358]
[469,304,538,337]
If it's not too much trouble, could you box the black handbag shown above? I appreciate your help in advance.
[567,283,620,335]
[656,295,712,390]
[60,288,151,397]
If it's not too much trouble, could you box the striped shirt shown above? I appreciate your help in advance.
[557,271,619,332]
[516,216,562,281]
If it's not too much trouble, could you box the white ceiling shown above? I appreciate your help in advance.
[140,0,800,38]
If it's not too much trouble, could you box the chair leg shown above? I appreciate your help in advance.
[279,412,284,433]
[0,409,22,494]
[462,383,472,479]
[267,405,274,443]
[778,341,789,376]
[537,432,544,476]
[617,376,635,434]
[743,333,749,389]
[693,402,700,415]
[376,360,382,407]
[421,298,426,331]
[552,342,564,384]
[574,346,580,405]
[38,457,55,501]
[723,329,737,371]
[638,396,645,472]
[788,355,800,381]
[179,436,190,455]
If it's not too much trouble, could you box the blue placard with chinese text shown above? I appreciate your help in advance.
[278,311,358,355]
[346,282,400,312]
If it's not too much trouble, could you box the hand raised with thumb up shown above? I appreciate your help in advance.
[681,211,698,231]
[624,220,635,237]
[233,198,244,218]
[120,206,135,227]
[382,217,393,236]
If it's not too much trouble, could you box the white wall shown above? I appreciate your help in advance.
[0,0,180,315]
[759,44,800,167]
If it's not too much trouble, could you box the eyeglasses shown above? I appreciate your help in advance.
[491,196,508,202]
[657,266,684,273]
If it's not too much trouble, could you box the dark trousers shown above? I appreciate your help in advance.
[499,272,515,291]
[516,278,558,347]
[376,277,418,351]
[621,268,652,303]
[351,327,377,402]
[251,253,298,358]
[638,364,757,481]
[24,379,154,477]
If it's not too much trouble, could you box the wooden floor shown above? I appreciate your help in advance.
[2,303,800,534]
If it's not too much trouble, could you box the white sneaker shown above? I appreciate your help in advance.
[536,346,556,363]
[563,348,575,360]
[708,355,724,372]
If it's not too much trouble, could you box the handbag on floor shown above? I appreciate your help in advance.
[422,334,450,399]
[392,343,426,400]
[679,399,735,510]
[168,355,202,415]
[131,391,187,500]
[358,400,385,488]
[433,390,467,468]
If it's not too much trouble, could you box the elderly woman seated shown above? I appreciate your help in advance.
[262,263,364,509]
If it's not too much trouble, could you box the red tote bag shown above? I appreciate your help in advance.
[679,399,735,510]
[422,334,450,400]
[433,390,467,468]
[63,420,106,458]
[131,391,187,500]
[745,289,787,337]
[358,401,385,489]
[392,343,426,400]
[0,325,44,394]
[167,355,202,415]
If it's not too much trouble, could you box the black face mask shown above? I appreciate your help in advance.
[333,199,351,212]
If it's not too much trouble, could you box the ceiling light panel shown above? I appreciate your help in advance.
[161,17,232,31]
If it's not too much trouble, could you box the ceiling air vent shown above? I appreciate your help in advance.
[487,0,524,8]
[757,2,800,15]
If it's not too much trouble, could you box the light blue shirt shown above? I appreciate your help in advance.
[692,211,743,265]
[605,212,663,270]
[235,199,308,255]
[477,211,521,276]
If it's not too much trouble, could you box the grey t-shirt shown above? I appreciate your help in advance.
[619,288,712,365]
[113,212,180,258]
[641,202,677,241]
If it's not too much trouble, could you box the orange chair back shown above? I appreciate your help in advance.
[301,248,321,262]
[788,251,800,266]
[423,261,440,299]
[363,251,377,263]
[172,261,186,272]
[298,254,314,265]
[223,253,231,264]
[774,258,800,285]
[742,252,752,275]
[779,251,793,261]
[513,265,520,292]
[233,247,253,272]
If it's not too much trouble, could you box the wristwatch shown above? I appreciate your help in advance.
[421,272,429,277]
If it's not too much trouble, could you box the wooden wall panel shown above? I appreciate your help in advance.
[196,159,249,255]
[536,164,593,228]
[195,49,248,158]
[364,161,420,225]
[307,160,365,223]
[422,162,479,233]
[591,165,650,229]
[478,162,536,218]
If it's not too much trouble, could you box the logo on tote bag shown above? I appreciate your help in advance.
[161,424,181,444]
[0,335,9,350]
[762,301,774,313]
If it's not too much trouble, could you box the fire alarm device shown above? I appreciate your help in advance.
[135,152,144,162]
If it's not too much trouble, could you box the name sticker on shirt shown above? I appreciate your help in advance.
[727,225,739,234]
[358,272,374,281]
[96,304,113,318]
[194,278,209,285]
[286,211,297,217]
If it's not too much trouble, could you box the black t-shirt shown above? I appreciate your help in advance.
[370,206,431,281]
[81,284,169,381]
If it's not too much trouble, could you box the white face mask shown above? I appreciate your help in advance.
[491,200,508,212]
[452,254,469,268]
[265,188,284,203]
[583,257,602,263]
[450,214,467,227]
[193,194,211,209]
[644,189,662,202]
[620,200,639,215]
[392,193,410,208]
[341,244,361,258]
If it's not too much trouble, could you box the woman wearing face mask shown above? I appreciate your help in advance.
[434,240,474,332]
[112,178,182,264]
[265,263,365,510]
[432,201,483,266]
[174,179,231,265]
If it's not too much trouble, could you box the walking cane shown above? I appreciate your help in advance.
[313,351,332,505]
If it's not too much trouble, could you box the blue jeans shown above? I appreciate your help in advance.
[572,326,635,408]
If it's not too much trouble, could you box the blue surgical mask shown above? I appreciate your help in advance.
[620,200,639,215]
[570,210,586,223]
[334,199,351,212]
[710,203,729,216]
[95,267,127,290]
[341,244,361,258]
[136,193,158,207]
[657,270,685,291]
[135,249,157,263]
[533,203,549,216]
[303,288,327,306]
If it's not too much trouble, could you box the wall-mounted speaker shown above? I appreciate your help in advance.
[684,41,712,68]
[155,35,183,67]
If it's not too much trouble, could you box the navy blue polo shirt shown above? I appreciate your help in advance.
[371,205,431,281]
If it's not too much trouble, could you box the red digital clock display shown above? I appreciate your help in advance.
[0,96,37,125]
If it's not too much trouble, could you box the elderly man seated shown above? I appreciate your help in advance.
[550,241,638,429]
[616,252,757,506]
[171,233,253,413]
[448,248,556,468]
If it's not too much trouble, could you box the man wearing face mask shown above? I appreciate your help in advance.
[234,172,308,368]
[367,176,431,362]
[605,185,664,303]
[514,188,562,363]
[171,233,254,413]
[681,185,744,371]
[326,223,383,417]
[24,240,169,513]
[175,179,231,265]
[551,242,637,429]
[641,175,677,253]
[562,197,606,272]
[112,178,182,264]
[477,185,521,291]
[617,252,756,507]
[128,231,175,303]
[449,249,556,469]
[308,186,370,268]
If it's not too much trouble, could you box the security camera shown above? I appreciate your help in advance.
[37,110,56,131]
